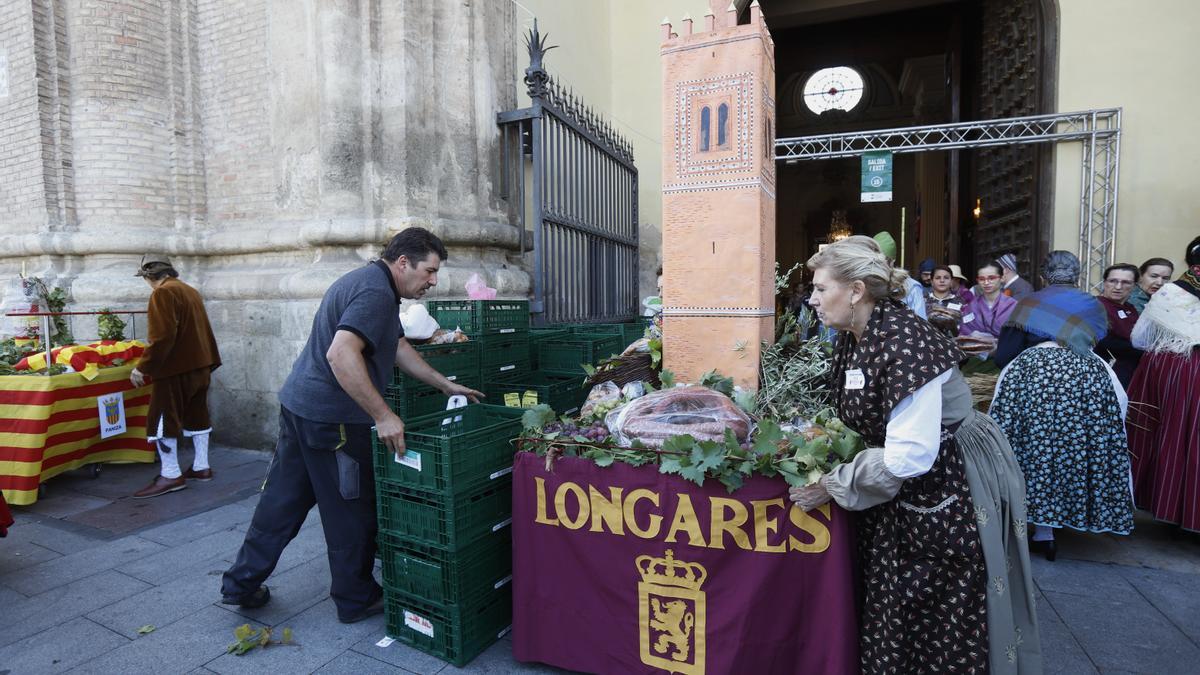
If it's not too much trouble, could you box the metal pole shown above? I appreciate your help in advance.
[900,207,906,269]
[41,315,53,376]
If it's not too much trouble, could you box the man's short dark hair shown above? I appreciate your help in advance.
[145,265,179,281]
[382,228,448,266]
[1103,263,1140,283]
[1139,257,1174,274]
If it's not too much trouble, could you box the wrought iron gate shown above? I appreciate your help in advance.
[497,23,639,326]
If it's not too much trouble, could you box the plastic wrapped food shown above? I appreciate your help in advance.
[427,328,468,344]
[606,385,752,448]
[581,381,622,419]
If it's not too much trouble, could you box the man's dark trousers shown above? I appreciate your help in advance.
[221,406,380,619]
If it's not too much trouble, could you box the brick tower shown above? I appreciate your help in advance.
[660,3,776,388]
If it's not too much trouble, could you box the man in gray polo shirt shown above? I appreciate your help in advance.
[220,228,482,623]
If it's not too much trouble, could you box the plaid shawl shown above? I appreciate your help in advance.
[1003,285,1108,355]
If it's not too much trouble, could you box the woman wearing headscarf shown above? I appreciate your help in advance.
[989,251,1133,560]
[790,236,1041,674]
[1126,236,1200,534]
[1128,257,1175,313]
[1095,263,1144,389]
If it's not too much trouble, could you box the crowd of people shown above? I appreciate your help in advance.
[787,233,1200,673]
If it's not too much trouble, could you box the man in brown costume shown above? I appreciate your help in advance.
[130,255,222,499]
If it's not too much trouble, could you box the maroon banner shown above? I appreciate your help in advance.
[512,452,859,675]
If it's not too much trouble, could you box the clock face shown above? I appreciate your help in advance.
[803,67,865,114]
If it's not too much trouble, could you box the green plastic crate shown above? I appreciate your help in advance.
[483,372,586,416]
[373,404,522,493]
[384,584,512,667]
[427,300,530,337]
[538,334,623,376]
[384,376,482,420]
[621,322,647,345]
[377,477,513,551]
[378,528,511,606]
[479,334,531,379]
[527,328,568,369]
[398,342,481,383]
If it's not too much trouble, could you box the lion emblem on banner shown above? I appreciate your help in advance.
[637,549,707,675]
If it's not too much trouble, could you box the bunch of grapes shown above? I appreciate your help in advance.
[540,420,611,444]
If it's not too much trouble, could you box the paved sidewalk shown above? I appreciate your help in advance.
[2,447,1199,674]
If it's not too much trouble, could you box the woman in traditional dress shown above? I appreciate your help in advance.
[1128,257,1174,313]
[1095,263,1144,389]
[1126,236,1200,534]
[789,235,1041,674]
[989,251,1133,561]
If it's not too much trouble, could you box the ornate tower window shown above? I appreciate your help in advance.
[802,67,864,114]
[699,106,711,151]
[717,102,729,148]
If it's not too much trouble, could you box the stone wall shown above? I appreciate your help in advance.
[0,0,531,449]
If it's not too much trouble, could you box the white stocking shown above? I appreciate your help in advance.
[1032,524,1055,542]
[191,432,210,472]
[157,438,182,479]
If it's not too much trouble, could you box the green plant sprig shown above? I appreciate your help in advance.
[518,406,863,493]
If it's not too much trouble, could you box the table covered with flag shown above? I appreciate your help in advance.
[511,452,859,675]
[0,362,153,506]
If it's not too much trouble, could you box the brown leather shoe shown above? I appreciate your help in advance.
[182,467,213,482]
[132,475,187,499]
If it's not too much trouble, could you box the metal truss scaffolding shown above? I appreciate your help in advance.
[775,109,1122,290]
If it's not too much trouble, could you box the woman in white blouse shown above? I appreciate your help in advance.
[788,236,1041,674]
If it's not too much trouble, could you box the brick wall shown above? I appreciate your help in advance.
[195,0,273,224]
[0,4,46,228]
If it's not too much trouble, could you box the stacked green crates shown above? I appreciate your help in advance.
[427,299,532,382]
[537,333,623,378]
[483,372,588,416]
[373,404,523,666]
[387,342,481,419]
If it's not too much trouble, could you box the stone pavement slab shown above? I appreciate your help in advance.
[0,569,150,649]
[137,496,259,547]
[1117,564,1200,645]
[0,538,61,576]
[66,605,268,675]
[1034,593,1097,674]
[0,534,165,597]
[205,598,386,674]
[120,525,248,585]
[1042,586,1200,673]
[441,640,571,675]
[313,649,407,674]
[0,615,129,674]
[2,517,108,555]
[85,558,230,639]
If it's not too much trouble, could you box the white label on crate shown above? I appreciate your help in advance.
[489,467,513,480]
[395,450,423,472]
[404,610,436,638]
[494,574,513,589]
[446,375,458,382]
[563,406,580,416]
[499,364,516,372]
[492,517,513,532]
[375,636,396,648]
[499,328,516,334]
[498,626,513,639]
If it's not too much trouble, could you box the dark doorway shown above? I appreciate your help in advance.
[762,0,1057,292]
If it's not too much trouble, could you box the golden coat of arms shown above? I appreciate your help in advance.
[637,549,707,674]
